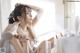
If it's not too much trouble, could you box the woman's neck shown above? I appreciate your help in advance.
[19,23,27,31]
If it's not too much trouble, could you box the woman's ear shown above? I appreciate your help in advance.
[17,16,21,21]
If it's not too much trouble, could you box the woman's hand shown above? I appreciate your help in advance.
[14,35,30,53]
[14,35,30,43]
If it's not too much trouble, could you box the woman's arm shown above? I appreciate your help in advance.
[21,40,29,53]
[10,37,29,53]
[14,35,30,53]
[10,37,25,53]
[20,3,43,26]
[28,5,43,26]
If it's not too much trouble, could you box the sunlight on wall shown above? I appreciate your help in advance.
[75,3,80,33]
[11,0,55,42]
[75,3,80,17]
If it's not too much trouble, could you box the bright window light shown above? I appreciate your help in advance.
[75,2,80,33]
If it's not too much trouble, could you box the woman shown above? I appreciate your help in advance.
[1,3,43,53]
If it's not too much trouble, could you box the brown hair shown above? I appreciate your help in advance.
[9,4,31,24]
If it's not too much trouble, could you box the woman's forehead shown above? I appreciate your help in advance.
[26,7,31,12]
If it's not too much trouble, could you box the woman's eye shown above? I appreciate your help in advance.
[26,13,28,14]
[26,12,29,14]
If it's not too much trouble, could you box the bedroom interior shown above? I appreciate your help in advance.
[0,0,80,53]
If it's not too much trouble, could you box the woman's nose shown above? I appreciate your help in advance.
[30,17,32,20]
[30,14,32,17]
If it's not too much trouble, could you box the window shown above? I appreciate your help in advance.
[75,2,80,33]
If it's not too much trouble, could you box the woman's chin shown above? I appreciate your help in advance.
[28,22,32,25]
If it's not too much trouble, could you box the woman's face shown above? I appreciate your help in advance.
[20,7,32,25]
[25,7,32,24]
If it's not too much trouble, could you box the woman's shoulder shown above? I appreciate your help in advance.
[4,22,19,32]
[2,22,19,38]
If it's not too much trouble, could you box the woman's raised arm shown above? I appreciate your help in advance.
[28,5,43,26]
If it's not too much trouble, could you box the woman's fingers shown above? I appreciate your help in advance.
[19,35,28,42]
[14,35,19,38]
[18,35,22,39]
[25,36,30,40]
[14,35,30,42]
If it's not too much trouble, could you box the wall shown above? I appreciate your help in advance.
[0,0,11,32]
[64,0,76,32]
[55,0,64,28]
[0,0,11,39]
[55,0,76,33]
[0,0,2,39]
